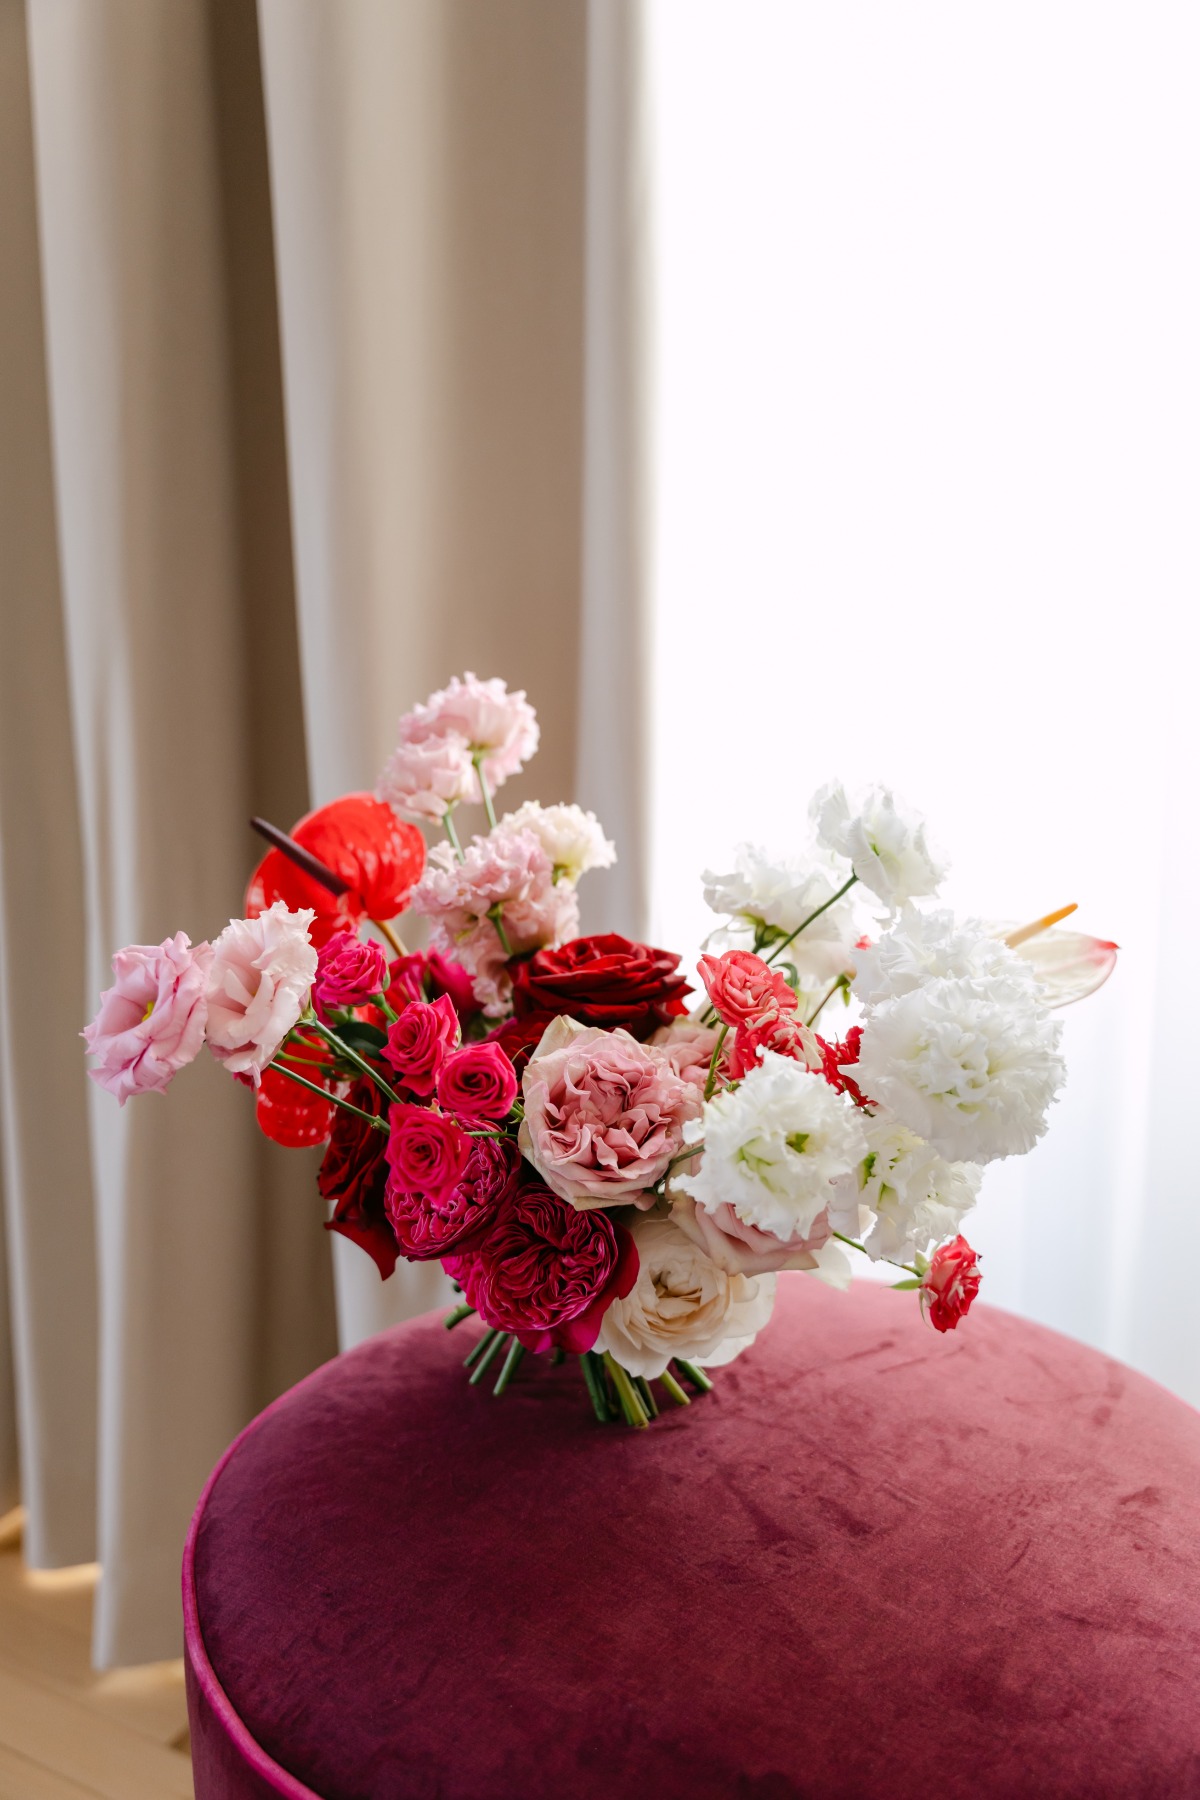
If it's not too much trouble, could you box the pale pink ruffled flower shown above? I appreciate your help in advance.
[206,902,318,1084]
[83,932,212,1103]
[518,1016,700,1209]
[411,826,577,1015]
[417,672,538,791]
[377,717,477,822]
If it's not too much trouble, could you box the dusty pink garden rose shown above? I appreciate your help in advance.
[436,1041,518,1120]
[649,1019,727,1091]
[83,932,213,1103]
[518,1016,700,1209]
[312,931,389,1021]
[383,994,460,1095]
[205,901,317,1084]
[669,1190,833,1277]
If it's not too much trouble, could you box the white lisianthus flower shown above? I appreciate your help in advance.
[853,907,1038,1009]
[205,902,318,1082]
[594,1218,776,1378]
[500,801,616,885]
[831,1110,982,1264]
[855,976,1065,1164]
[702,844,859,979]
[676,1051,868,1240]
[812,782,946,911]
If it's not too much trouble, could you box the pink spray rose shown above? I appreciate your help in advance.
[385,1103,472,1207]
[518,1016,700,1209]
[445,1176,639,1354]
[436,1042,518,1121]
[386,1133,520,1260]
[83,932,212,1103]
[312,931,389,1021]
[205,902,317,1084]
[382,994,460,1095]
[669,1191,834,1277]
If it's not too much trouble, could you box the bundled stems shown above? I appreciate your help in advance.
[675,1359,714,1393]
[580,1352,615,1422]
[492,1339,526,1396]
[464,1327,501,1370]
[658,1366,691,1407]
[603,1352,649,1428]
[305,1016,400,1103]
[468,1331,510,1385]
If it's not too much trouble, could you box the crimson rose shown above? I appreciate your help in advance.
[318,1078,397,1278]
[445,1177,639,1354]
[510,933,691,1039]
[386,1134,520,1261]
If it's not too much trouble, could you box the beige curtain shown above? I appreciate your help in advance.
[0,0,648,1666]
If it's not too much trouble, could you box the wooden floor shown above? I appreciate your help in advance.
[0,1510,193,1799]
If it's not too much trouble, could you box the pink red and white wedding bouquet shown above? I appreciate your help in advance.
[84,674,1118,1427]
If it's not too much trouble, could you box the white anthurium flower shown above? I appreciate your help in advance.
[988,906,1119,1008]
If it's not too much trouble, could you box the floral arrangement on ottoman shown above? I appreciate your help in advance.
[84,675,1117,1427]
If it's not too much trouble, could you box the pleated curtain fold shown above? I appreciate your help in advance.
[0,0,649,1665]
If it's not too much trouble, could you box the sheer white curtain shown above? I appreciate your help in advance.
[644,3,1200,1400]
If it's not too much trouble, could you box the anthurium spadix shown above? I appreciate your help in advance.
[997,905,1119,1008]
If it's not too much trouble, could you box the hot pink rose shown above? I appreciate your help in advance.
[436,1042,518,1121]
[921,1235,982,1333]
[697,949,797,1027]
[670,1192,833,1276]
[312,931,389,1021]
[206,902,318,1083]
[387,950,480,1019]
[445,1176,639,1354]
[383,994,460,1095]
[386,1133,520,1260]
[517,1016,700,1209]
[83,932,212,1103]
[385,1103,472,1207]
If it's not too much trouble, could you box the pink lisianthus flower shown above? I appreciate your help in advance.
[669,1190,833,1277]
[312,931,389,1021]
[413,672,539,793]
[383,994,460,1096]
[385,1102,472,1207]
[205,902,317,1084]
[697,950,797,1028]
[83,932,212,1103]
[445,1176,639,1354]
[411,826,578,1016]
[436,1042,518,1121]
[518,1016,700,1209]
[386,1133,520,1260]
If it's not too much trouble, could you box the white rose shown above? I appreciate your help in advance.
[812,782,946,911]
[205,902,317,1082]
[594,1218,776,1378]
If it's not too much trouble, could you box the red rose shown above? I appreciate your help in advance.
[921,1235,982,1333]
[383,995,460,1095]
[385,1102,472,1206]
[386,950,480,1021]
[511,934,692,1039]
[436,1042,518,1121]
[386,1134,520,1261]
[245,792,425,949]
[446,1177,639,1354]
[486,1011,556,1076]
[317,1078,397,1278]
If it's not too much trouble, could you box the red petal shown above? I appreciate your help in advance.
[254,1060,337,1148]
[246,793,426,948]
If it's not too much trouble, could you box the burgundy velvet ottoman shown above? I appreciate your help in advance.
[183,1276,1200,1800]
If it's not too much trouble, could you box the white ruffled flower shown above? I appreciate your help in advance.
[205,902,318,1082]
[831,1111,981,1263]
[702,844,859,980]
[594,1218,776,1378]
[500,801,616,885]
[812,783,946,911]
[853,907,1038,1008]
[676,1051,868,1240]
[855,975,1065,1164]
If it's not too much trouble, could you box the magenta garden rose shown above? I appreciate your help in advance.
[386,1134,521,1261]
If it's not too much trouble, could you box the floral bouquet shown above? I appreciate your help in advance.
[84,675,1117,1428]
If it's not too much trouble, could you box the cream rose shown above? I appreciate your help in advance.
[594,1217,776,1378]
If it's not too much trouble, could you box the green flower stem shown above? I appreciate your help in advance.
[464,1327,500,1370]
[372,992,399,1024]
[831,1229,922,1279]
[443,807,466,863]
[580,1352,613,1423]
[444,1303,475,1330]
[603,1352,649,1428]
[674,1359,714,1393]
[764,874,859,968]
[469,1331,511,1385]
[635,1376,659,1419]
[663,1142,705,1182]
[658,1367,691,1407]
[551,1346,566,1366]
[492,1338,526,1396]
[488,905,513,958]
[304,1016,400,1104]
[805,976,846,1028]
[269,1061,387,1131]
[473,753,498,831]
[703,1024,730,1101]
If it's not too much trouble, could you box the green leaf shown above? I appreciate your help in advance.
[891,1278,923,1290]
[333,1021,388,1055]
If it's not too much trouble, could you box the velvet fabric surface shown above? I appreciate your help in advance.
[185,1276,1200,1799]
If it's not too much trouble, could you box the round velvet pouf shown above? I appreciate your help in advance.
[184,1276,1200,1800]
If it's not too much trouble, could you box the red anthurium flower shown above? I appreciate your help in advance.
[253,1035,337,1148]
[245,793,426,948]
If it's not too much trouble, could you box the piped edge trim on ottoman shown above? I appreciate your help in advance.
[183,1378,328,1800]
